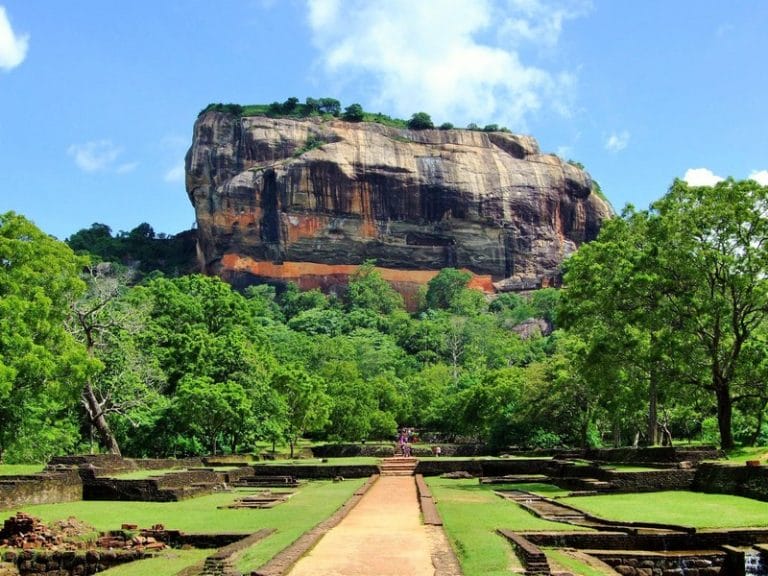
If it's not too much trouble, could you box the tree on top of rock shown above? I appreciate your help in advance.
[407,112,434,130]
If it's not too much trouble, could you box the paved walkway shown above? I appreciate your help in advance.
[286,475,459,576]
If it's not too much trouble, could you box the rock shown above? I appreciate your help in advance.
[186,112,612,304]
[511,317,551,339]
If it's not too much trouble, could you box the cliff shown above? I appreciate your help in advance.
[186,111,611,301]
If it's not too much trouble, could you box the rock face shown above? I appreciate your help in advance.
[186,111,611,302]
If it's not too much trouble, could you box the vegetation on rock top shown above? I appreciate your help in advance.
[199,96,511,132]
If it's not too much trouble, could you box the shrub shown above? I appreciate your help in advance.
[342,103,364,122]
[407,112,434,130]
[439,122,454,130]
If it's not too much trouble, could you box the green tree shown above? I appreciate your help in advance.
[318,97,341,116]
[407,112,434,130]
[346,261,404,315]
[342,103,365,122]
[0,212,91,462]
[424,268,472,311]
[650,179,768,448]
[271,366,330,457]
[173,376,252,455]
[560,209,674,446]
[68,263,163,455]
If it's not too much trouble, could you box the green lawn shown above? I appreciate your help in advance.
[544,548,614,576]
[0,464,45,475]
[100,548,213,576]
[2,479,366,576]
[721,446,768,463]
[427,478,585,576]
[560,491,768,528]
[3,479,365,534]
[506,482,571,498]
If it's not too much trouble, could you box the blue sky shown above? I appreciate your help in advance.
[1,0,766,240]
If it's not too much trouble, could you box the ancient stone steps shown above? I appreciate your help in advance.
[378,457,418,476]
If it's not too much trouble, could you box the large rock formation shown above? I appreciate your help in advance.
[186,111,611,302]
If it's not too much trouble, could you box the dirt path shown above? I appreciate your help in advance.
[285,475,460,576]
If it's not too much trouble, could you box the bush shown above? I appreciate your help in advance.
[342,103,364,122]
[407,112,434,130]
[439,122,454,130]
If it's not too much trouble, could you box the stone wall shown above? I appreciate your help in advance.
[249,464,378,479]
[311,443,488,458]
[588,550,724,576]
[48,455,204,476]
[523,528,768,550]
[693,463,768,501]
[577,446,722,464]
[3,548,146,576]
[604,469,696,492]
[0,470,82,509]
[414,458,558,477]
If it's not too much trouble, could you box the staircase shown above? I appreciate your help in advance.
[378,457,418,476]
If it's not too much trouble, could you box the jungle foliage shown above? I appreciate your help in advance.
[3,176,768,461]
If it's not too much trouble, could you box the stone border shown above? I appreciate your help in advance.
[497,530,551,575]
[251,475,379,576]
[415,474,441,526]
[197,529,275,576]
[414,474,464,576]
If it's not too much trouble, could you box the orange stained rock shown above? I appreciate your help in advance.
[219,254,495,292]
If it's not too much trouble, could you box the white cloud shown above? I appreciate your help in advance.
[605,130,630,153]
[748,170,768,186]
[67,140,123,172]
[498,0,592,49]
[305,0,590,129]
[116,162,139,174]
[164,163,185,183]
[0,6,29,71]
[683,168,724,187]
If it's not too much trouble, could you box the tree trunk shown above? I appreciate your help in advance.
[647,360,660,445]
[748,397,768,446]
[82,382,121,456]
[716,385,735,450]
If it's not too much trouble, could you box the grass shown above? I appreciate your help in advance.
[0,464,44,476]
[544,548,614,576]
[507,482,571,498]
[2,479,365,576]
[99,548,213,576]
[427,478,585,576]
[560,491,768,528]
[3,479,365,535]
[722,446,768,463]
[603,464,662,472]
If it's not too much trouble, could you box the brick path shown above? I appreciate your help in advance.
[285,475,460,576]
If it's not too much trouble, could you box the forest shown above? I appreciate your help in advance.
[1,177,768,462]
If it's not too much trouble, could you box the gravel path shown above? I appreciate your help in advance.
[285,475,460,576]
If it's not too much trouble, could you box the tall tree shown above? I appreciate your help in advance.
[650,179,768,448]
[0,212,91,462]
[68,263,162,455]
